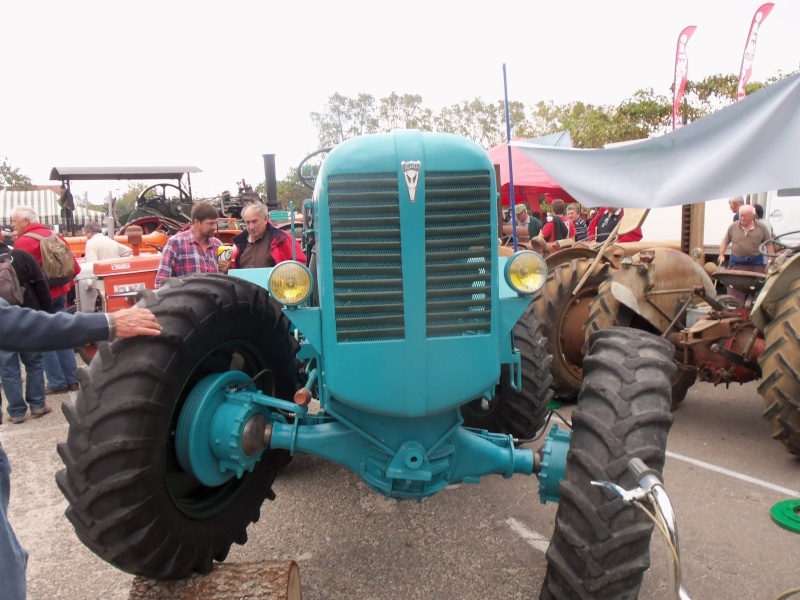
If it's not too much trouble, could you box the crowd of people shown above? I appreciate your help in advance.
[511,199,643,253]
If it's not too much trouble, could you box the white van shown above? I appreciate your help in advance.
[763,188,800,243]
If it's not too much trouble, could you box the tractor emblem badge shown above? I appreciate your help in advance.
[401,161,421,202]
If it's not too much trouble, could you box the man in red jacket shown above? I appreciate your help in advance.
[11,206,82,396]
[220,203,305,271]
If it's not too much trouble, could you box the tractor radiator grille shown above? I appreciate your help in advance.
[328,170,493,342]
[425,171,493,337]
[329,173,404,342]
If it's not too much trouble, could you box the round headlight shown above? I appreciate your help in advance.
[268,262,313,306]
[504,251,547,295]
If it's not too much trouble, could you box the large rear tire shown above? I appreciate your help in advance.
[56,274,301,578]
[585,281,697,409]
[461,307,552,439]
[531,257,614,401]
[757,281,800,455]
[541,327,674,599]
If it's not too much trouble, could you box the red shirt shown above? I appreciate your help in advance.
[13,222,81,299]
[540,216,576,242]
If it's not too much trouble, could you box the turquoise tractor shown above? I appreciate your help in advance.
[57,131,675,599]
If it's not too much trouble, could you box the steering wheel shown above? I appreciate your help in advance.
[137,183,191,207]
[298,148,332,190]
[758,230,800,258]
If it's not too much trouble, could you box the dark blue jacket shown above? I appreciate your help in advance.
[0,299,110,352]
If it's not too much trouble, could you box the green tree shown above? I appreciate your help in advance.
[309,71,792,152]
[378,93,434,131]
[1,157,34,190]
[434,99,527,148]
[256,168,310,211]
[115,182,147,222]
[310,93,380,147]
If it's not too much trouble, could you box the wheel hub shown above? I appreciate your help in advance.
[175,371,268,486]
[538,425,571,504]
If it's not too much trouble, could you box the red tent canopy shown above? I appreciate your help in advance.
[487,135,577,207]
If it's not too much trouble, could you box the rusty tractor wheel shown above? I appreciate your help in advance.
[585,280,698,409]
[541,327,674,600]
[530,256,614,401]
[56,274,301,578]
[757,279,800,455]
[461,307,552,439]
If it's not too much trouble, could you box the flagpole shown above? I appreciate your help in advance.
[502,63,518,251]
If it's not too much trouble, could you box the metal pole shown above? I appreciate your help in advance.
[263,154,279,210]
[502,64,518,252]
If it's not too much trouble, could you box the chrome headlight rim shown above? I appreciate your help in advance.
[504,250,547,296]
[267,261,313,307]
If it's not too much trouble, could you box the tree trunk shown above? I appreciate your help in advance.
[128,561,301,600]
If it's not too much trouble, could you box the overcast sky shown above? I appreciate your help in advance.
[3,0,797,202]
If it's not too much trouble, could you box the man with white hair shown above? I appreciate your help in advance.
[220,203,305,271]
[719,203,775,302]
[728,196,744,222]
[11,206,82,396]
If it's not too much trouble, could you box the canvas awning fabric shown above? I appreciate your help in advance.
[487,131,576,205]
[0,190,105,228]
[511,72,800,208]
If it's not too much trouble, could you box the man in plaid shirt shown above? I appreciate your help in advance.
[154,201,222,288]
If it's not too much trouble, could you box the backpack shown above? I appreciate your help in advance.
[0,253,24,305]
[23,232,75,287]
[553,217,568,241]
[544,217,569,242]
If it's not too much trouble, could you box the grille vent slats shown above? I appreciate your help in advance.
[425,170,493,338]
[328,169,492,343]
[329,172,404,342]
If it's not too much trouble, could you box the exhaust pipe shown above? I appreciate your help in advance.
[262,154,279,210]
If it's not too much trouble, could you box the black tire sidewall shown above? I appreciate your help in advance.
[58,275,297,578]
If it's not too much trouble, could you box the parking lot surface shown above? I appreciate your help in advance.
[1,379,798,599]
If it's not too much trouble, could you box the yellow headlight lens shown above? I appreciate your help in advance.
[268,262,312,306]
[506,251,547,295]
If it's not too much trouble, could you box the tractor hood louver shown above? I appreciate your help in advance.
[328,170,492,343]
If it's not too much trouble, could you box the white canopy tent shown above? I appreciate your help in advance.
[0,190,105,230]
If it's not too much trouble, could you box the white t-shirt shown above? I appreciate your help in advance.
[85,234,133,262]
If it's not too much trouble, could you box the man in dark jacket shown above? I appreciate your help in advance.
[587,206,643,243]
[0,300,161,600]
[0,242,52,424]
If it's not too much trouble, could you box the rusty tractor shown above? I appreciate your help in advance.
[582,233,800,456]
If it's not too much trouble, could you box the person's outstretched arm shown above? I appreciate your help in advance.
[0,301,161,353]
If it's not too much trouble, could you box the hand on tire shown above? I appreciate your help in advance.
[112,307,162,339]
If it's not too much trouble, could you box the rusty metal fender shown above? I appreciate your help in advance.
[750,252,800,330]
[607,247,716,333]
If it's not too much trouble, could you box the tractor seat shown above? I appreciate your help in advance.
[713,269,767,294]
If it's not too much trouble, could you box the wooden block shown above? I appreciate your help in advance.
[128,560,301,600]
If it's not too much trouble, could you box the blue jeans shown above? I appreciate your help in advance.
[0,350,46,419]
[0,441,28,599]
[42,294,78,389]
